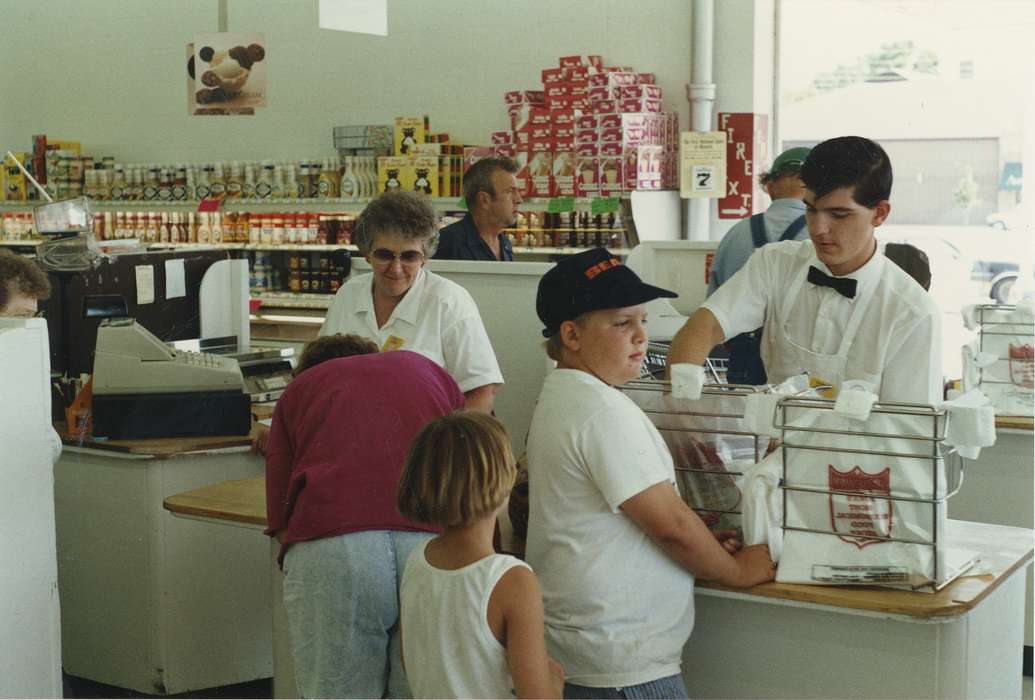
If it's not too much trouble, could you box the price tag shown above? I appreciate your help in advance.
[197,197,223,213]
[547,197,575,213]
[590,197,620,215]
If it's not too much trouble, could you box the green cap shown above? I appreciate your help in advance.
[769,146,812,176]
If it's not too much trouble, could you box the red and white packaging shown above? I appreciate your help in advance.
[625,144,663,190]
[588,73,610,88]
[552,134,575,150]
[599,113,623,129]
[598,157,624,196]
[513,130,531,147]
[529,135,553,153]
[530,122,553,139]
[592,99,619,114]
[572,96,592,112]
[491,131,513,145]
[463,146,496,172]
[552,150,576,196]
[564,64,591,80]
[504,90,545,105]
[575,113,599,130]
[599,141,623,157]
[547,95,577,111]
[587,86,612,102]
[509,104,537,132]
[559,55,602,69]
[553,123,576,140]
[576,142,600,197]
[565,79,588,97]
[618,97,662,113]
[550,109,575,127]
[528,150,554,197]
[599,126,624,143]
[493,143,517,158]
[545,83,569,99]
[541,67,565,84]
[575,128,599,145]
[618,84,663,100]
[588,71,636,89]
[635,72,656,84]
[513,148,531,196]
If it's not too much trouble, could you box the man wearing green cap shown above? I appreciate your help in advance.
[706,146,811,385]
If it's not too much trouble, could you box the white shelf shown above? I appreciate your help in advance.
[0,239,43,246]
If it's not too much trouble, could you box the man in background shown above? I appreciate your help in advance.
[707,147,811,385]
[433,157,521,261]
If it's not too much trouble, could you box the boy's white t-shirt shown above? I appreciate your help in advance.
[400,541,531,699]
[525,369,695,688]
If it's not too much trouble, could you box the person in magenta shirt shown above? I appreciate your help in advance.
[264,333,465,699]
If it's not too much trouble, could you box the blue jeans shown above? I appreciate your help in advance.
[564,674,689,699]
[282,529,433,699]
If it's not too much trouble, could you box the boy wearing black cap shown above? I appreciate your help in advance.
[525,249,774,699]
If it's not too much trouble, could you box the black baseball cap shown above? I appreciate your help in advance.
[536,248,677,337]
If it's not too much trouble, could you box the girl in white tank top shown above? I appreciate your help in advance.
[396,411,564,699]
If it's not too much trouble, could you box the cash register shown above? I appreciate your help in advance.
[92,317,251,439]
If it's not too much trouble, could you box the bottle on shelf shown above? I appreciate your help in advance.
[144,212,159,242]
[339,157,359,199]
[173,164,188,201]
[249,213,261,244]
[158,167,173,201]
[210,212,223,243]
[196,164,213,200]
[226,162,243,199]
[317,158,339,199]
[210,163,226,199]
[110,164,126,201]
[143,165,160,201]
[256,162,274,199]
[242,162,256,199]
[169,211,180,242]
[284,163,298,201]
[271,164,285,199]
[159,212,170,242]
[187,212,198,243]
[196,212,211,243]
[298,162,310,198]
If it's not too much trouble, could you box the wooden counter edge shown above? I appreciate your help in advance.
[698,546,1033,619]
[995,415,1034,431]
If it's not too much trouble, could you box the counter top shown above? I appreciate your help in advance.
[164,477,1033,622]
[58,421,256,457]
[995,415,1033,431]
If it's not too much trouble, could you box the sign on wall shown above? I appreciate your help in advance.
[187,33,267,116]
[717,113,768,219]
[679,131,727,199]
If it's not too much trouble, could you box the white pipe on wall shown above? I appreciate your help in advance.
[686,0,715,240]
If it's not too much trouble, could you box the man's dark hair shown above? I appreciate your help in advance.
[800,136,892,208]
[0,249,51,311]
[463,157,518,209]
[294,333,379,376]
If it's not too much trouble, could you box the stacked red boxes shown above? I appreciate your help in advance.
[499,55,678,196]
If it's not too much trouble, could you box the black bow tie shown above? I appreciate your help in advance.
[807,265,857,299]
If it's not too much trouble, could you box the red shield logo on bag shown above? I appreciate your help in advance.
[828,465,892,549]
[1008,343,1034,390]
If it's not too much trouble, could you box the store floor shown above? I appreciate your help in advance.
[63,674,272,699]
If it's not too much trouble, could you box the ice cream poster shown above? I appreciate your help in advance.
[187,33,267,115]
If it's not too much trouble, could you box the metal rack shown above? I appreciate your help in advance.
[638,340,728,383]
[774,397,970,591]
[621,379,769,529]
[976,303,1035,393]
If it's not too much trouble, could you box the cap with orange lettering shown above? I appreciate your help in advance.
[536,247,677,337]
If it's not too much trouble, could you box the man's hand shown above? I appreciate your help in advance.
[251,424,270,455]
[728,544,776,588]
[670,363,706,400]
[712,528,742,554]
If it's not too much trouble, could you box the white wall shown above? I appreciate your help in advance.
[1,0,694,163]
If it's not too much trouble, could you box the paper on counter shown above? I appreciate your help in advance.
[165,258,186,300]
[135,265,155,305]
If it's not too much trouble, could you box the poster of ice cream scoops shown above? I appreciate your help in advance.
[187,33,267,115]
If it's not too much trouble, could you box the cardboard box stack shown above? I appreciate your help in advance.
[376,116,469,198]
[484,55,679,198]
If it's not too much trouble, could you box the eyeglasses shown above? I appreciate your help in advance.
[370,248,425,267]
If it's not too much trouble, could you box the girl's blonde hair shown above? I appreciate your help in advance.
[397,411,516,528]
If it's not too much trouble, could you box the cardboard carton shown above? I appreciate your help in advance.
[394,116,425,156]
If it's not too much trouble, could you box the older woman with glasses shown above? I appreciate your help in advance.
[319,190,503,412]
[0,249,51,318]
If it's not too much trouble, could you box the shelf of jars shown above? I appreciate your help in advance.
[0,196,620,213]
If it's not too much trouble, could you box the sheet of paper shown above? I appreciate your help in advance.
[165,258,186,299]
[319,0,387,35]
[135,265,155,305]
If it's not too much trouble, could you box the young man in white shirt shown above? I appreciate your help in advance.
[526,249,774,699]
[669,136,942,404]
